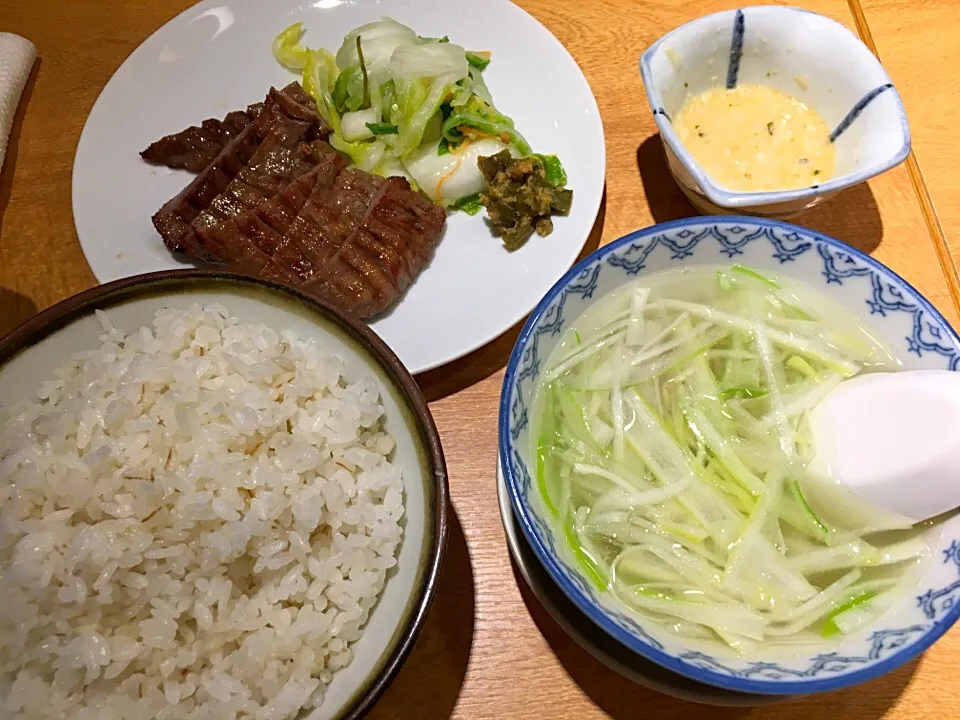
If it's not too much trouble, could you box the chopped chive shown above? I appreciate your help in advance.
[536,434,559,516]
[366,122,399,135]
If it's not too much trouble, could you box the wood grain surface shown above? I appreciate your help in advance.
[856,0,960,262]
[1,0,958,718]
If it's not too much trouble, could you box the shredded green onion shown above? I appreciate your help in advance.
[532,265,925,652]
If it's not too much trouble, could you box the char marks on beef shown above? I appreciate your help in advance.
[151,86,335,255]
[298,174,446,318]
[140,82,323,173]
[140,109,258,173]
[192,152,346,271]
[189,167,445,319]
[147,86,446,319]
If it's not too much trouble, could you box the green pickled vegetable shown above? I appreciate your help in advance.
[451,193,484,215]
[478,151,574,250]
[533,154,568,188]
[466,51,492,71]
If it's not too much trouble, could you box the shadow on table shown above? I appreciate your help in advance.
[0,288,38,338]
[368,505,475,720]
[415,188,607,403]
[516,558,917,720]
[635,135,884,256]
[0,58,40,239]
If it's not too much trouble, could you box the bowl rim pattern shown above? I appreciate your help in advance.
[499,216,960,695]
[0,269,450,720]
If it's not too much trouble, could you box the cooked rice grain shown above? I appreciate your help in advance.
[0,304,404,719]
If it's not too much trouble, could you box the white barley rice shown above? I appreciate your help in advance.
[0,304,405,719]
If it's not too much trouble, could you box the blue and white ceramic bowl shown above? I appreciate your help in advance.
[640,7,911,218]
[499,218,960,695]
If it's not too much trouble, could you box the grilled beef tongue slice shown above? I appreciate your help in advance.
[151,87,331,255]
[140,82,325,173]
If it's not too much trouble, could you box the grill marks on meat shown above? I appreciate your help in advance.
[147,86,446,319]
[140,109,258,173]
[189,167,445,319]
[152,86,334,255]
[291,169,388,276]
[140,82,322,173]
[193,150,347,270]
[299,174,445,318]
[181,134,325,263]
[151,117,264,253]
[197,138,345,233]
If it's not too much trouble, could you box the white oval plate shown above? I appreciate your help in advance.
[72,0,605,374]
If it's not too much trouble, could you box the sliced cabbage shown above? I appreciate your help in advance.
[272,22,309,71]
[301,48,340,125]
[273,17,565,209]
[391,75,460,158]
[335,17,418,79]
[340,108,379,142]
[389,41,469,80]
[404,136,513,203]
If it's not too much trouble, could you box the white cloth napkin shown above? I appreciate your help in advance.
[0,33,37,172]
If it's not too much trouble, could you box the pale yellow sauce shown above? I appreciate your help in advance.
[674,85,835,192]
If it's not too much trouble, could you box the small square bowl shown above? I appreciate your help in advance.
[640,6,911,218]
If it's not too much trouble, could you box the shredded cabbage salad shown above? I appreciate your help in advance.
[535,264,932,652]
[272,18,566,208]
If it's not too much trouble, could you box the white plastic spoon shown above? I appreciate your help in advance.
[806,370,960,523]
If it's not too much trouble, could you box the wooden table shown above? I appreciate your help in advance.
[1,1,958,718]
[856,0,960,262]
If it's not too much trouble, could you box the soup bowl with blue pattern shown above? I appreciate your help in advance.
[640,7,910,218]
[499,218,960,696]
